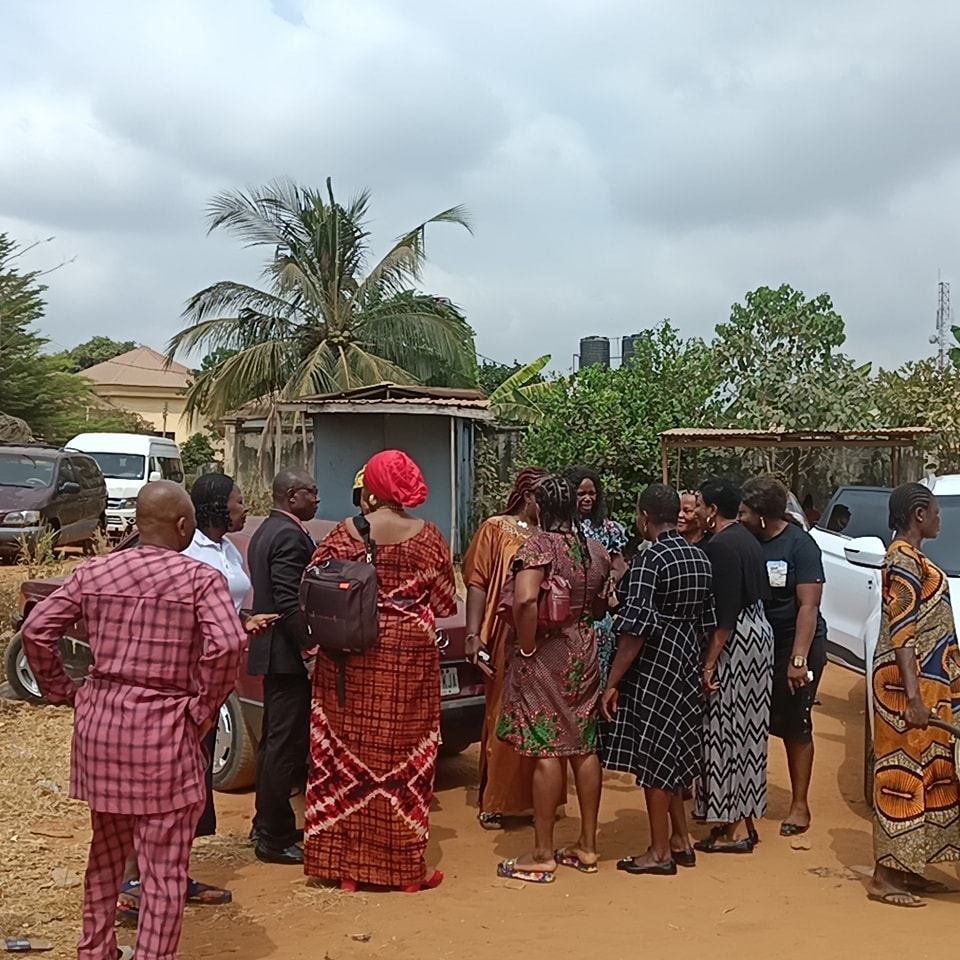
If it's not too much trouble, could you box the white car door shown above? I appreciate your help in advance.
[811,488,891,673]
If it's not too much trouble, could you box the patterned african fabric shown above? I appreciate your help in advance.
[497,532,611,757]
[694,602,774,822]
[303,520,457,889]
[872,540,960,875]
[463,515,566,816]
[580,517,628,687]
[601,530,715,791]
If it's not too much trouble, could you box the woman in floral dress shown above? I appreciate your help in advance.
[567,467,627,686]
[496,475,611,883]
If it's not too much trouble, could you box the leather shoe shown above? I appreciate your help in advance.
[616,857,677,876]
[255,843,304,865]
[673,848,697,868]
[250,827,303,844]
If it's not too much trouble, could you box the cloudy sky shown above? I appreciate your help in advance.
[2,0,958,374]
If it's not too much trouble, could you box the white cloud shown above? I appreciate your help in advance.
[0,0,956,375]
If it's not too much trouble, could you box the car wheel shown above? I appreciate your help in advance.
[212,692,257,792]
[4,633,46,704]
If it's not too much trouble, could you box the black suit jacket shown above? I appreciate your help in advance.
[246,511,314,676]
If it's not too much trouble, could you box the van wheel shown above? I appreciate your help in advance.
[212,693,257,792]
[4,633,46,704]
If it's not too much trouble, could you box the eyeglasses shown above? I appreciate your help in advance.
[289,486,318,497]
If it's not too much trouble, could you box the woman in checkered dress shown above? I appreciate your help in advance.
[601,484,715,876]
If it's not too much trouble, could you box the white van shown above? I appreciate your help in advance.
[65,433,184,534]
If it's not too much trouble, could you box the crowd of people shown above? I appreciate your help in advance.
[18,453,960,958]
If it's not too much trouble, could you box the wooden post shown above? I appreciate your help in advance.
[790,448,800,495]
[892,446,901,486]
[661,439,669,483]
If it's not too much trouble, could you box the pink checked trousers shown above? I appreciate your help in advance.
[78,799,204,960]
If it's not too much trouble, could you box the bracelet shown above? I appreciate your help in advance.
[704,665,716,673]
[466,632,480,642]
[519,647,537,658]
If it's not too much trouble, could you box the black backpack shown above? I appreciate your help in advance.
[299,514,379,705]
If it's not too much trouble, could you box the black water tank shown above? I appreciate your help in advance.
[621,333,642,367]
[579,336,610,369]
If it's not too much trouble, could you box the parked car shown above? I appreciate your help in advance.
[65,433,184,536]
[6,518,485,790]
[808,475,960,798]
[0,443,107,558]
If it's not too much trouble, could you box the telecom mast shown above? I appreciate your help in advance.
[933,279,951,371]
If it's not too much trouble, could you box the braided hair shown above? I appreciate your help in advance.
[565,466,607,523]
[534,474,592,566]
[503,467,549,516]
[191,472,236,533]
[888,482,934,535]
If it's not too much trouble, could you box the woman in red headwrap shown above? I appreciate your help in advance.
[462,467,567,829]
[302,450,458,892]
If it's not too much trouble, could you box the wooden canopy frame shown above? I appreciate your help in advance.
[659,427,934,489]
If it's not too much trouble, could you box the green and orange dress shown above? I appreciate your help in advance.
[872,540,960,875]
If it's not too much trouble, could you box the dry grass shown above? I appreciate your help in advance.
[0,699,87,955]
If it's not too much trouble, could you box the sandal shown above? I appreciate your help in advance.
[779,822,809,837]
[554,849,598,874]
[402,869,444,893]
[497,859,556,883]
[479,813,504,831]
[867,890,926,908]
[186,879,232,905]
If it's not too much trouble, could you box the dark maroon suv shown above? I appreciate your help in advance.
[7,518,484,790]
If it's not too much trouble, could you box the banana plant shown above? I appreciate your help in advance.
[487,355,554,423]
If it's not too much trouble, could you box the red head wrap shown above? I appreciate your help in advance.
[364,450,429,508]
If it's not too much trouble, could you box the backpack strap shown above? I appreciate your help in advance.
[354,513,377,564]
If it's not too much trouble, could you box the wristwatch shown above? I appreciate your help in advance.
[791,655,807,668]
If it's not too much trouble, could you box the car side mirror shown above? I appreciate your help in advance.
[59,481,81,495]
[148,471,161,482]
[843,536,887,570]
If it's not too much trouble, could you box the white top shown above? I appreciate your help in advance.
[182,529,250,613]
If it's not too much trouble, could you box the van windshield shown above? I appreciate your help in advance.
[86,453,146,481]
[0,454,55,488]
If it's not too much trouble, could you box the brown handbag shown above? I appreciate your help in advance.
[496,564,571,629]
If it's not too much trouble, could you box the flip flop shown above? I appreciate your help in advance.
[186,879,232,905]
[867,891,926,908]
[116,879,141,925]
[554,849,599,874]
[497,859,556,884]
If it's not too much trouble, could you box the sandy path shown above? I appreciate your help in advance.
[164,665,955,960]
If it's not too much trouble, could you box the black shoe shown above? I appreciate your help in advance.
[616,857,677,876]
[250,827,302,844]
[694,835,755,854]
[673,848,697,868]
[255,843,304,865]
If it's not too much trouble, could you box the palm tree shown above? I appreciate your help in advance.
[166,177,477,421]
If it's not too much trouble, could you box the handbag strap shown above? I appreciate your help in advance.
[354,514,377,564]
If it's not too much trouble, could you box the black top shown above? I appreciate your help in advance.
[246,510,316,676]
[704,523,769,631]
[758,522,827,642]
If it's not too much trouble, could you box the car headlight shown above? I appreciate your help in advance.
[118,498,138,510]
[3,510,41,526]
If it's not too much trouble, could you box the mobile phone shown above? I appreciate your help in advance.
[477,648,495,674]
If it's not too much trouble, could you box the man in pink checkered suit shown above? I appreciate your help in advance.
[23,481,247,960]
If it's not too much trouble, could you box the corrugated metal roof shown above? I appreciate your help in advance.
[661,426,933,446]
[294,382,486,403]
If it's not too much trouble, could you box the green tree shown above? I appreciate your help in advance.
[167,177,478,421]
[56,336,137,372]
[714,284,876,432]
[522,322,722,517]
[478,358,544,396]
[0,234,146,443]
[198,347,238,373]
[180,432,219,473]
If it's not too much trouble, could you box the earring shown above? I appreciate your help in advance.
[760,517,766,530]
[367,495,379,510]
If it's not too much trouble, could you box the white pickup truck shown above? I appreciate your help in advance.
[808,474,960,797]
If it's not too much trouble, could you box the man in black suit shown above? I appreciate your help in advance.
[247,468,318,865]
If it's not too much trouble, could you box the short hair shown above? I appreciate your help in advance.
[740,476,788,520]
[638,483,681,525]
[700,477,742,521]
[272,468,312,502]
[191,472,236,531]
[565,466,607,523]
[888,482,935,534]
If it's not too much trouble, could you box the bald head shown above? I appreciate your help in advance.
[136,481,196,551]
[272,468,319,522]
